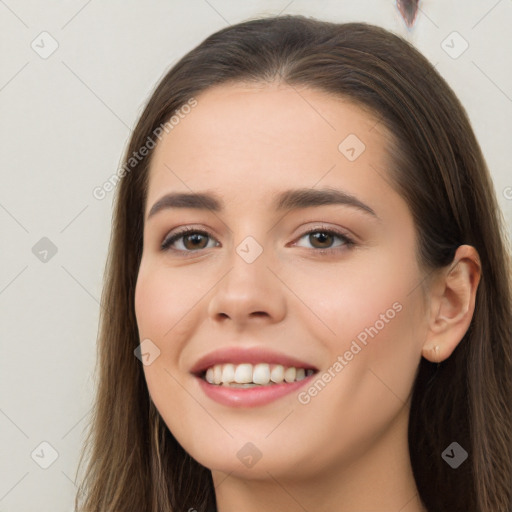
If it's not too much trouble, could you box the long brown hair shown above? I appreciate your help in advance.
[74,14,512,512]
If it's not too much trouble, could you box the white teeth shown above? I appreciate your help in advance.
[252,363,271,385]
[221,363,235,383]
[234,363,253,384]
[270,364,284,383]
[202,362,315,386]
[284,367,296,383]
[213,365,222,384]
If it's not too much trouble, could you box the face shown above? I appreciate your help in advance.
[134,83,430,481]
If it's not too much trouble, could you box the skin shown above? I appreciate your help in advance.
[134,83,481,512]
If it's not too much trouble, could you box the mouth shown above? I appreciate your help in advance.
[190,348,319,407]
[199,363,316,387]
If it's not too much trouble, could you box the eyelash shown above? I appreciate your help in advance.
[160,226,356,256]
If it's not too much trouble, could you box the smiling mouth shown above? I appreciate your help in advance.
[200,362,317,388]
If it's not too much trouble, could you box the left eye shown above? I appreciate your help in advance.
[161,228,355,253]
[294,228,354,251]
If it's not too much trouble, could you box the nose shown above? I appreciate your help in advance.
[207,238,287,329]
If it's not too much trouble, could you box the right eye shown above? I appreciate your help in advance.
[161,228,220,253]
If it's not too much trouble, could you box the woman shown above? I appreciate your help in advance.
[75,14,512,512]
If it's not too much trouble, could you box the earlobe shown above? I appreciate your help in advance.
[422,344,442,363]
[421,245,481,363]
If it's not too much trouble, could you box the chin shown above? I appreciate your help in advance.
[175,430,322,482]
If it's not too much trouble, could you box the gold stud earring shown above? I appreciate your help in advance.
[433,345,441,367]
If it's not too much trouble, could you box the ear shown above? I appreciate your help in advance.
[421,245,481,363]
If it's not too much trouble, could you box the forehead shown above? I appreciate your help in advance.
[146,83,398,213]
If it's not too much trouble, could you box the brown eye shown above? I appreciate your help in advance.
[294,228,355,253]
[309,231,335,249]
[161,229,218,252]
[181,233,209,250]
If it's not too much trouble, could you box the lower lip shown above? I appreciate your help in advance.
[196,375,316,407]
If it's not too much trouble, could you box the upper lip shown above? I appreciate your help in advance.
[189,347,319,375]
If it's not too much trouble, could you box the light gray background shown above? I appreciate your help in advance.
[1,1,511,510]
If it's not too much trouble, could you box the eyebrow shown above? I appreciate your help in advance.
[147,187,379,220]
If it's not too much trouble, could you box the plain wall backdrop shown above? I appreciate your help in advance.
[1,1,511,510]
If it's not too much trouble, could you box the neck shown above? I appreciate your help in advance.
[211,405,428,512]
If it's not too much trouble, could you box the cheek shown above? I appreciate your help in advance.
[134,261,200,341]
[292,297,422,469]
[294,249,424,402]
[292,249,417,345]
[134,260,210,407]
[134,264,201,429]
